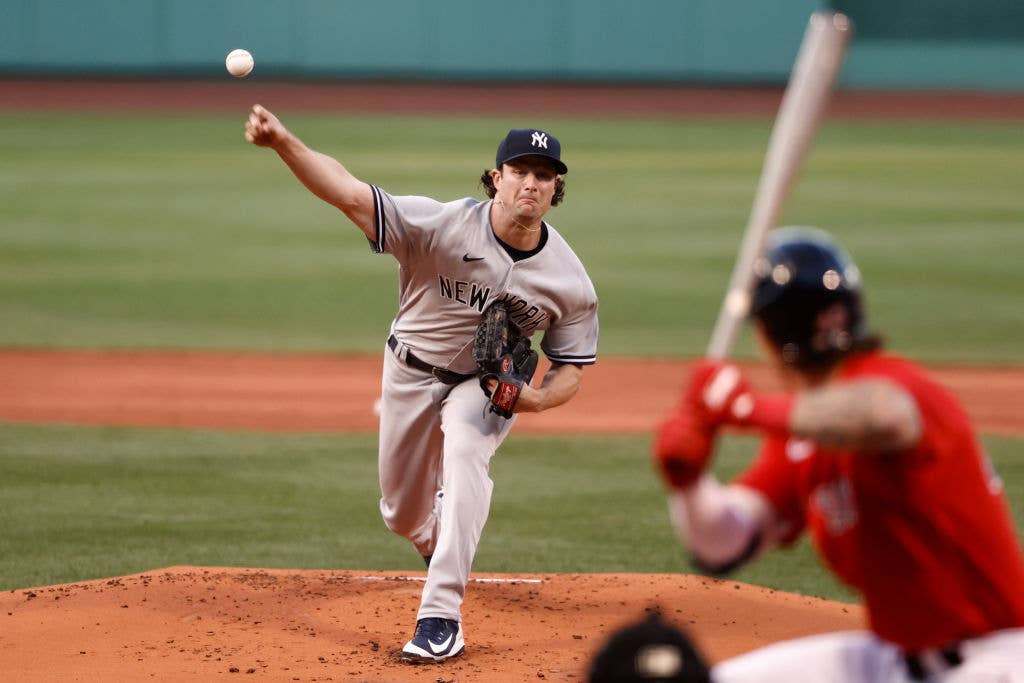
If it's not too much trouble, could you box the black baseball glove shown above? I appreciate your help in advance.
[472,300,539,418]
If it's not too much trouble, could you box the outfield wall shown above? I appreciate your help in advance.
[1,0,1021,91]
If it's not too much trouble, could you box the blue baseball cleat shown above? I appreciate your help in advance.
[401,617,465,663]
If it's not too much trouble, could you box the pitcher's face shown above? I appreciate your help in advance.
[491,157,559,220]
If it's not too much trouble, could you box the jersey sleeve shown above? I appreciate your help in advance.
[539,275,599,365]
[734,437,806,546]
[896,372,961,469]
[368,185,448,263]
[844,355,956,469]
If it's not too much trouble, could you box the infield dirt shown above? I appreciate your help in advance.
[3,78,1024,120]
[1,566,862,682]
[2,350,1022,437]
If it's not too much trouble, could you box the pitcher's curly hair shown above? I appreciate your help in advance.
[479,169,565,207]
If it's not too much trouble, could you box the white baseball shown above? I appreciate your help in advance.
[225,49,254,78]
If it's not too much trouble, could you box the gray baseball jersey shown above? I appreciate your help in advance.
[369,185,598,371]
[368,185,598,624]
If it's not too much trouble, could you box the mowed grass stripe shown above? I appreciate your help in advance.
[1,423,1022,601]
[1,113,1021,359]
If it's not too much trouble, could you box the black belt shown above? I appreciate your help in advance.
[904,645,963,680]
[388,335,475,385]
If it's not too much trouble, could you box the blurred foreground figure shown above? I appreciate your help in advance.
[654,227,1024,682]
[589,611,711,683]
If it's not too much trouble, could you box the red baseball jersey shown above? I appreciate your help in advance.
[736,351,1024,651]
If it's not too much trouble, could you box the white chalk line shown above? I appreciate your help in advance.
[353,575,542,584]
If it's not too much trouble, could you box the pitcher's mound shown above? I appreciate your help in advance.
[0,566,862,682]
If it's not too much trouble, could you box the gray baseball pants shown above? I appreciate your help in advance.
[377,340,516,622]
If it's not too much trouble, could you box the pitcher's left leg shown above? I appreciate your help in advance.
[417,379,515,623]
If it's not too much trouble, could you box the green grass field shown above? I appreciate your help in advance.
[1,111,1022,596]
[1,112,1022,360]
[3,423,1022,599]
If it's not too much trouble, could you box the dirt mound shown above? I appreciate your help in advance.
[0,566,863,682]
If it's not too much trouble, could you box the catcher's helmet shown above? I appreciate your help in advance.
[750,227,873,369]
[588,611,710,683]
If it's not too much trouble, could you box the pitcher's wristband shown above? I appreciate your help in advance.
[489,376,523,418]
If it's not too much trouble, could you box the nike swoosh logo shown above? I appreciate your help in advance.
[429,632,454,654]
[462,253,485,262]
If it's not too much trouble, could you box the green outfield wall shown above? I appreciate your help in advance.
[1,0,1021,90]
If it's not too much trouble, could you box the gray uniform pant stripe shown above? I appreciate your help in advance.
[377,346,515,622]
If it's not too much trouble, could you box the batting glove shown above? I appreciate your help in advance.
[688,359,794,435]
[653,407,717,489]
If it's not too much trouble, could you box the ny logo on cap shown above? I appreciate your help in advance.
[530,131,548,149]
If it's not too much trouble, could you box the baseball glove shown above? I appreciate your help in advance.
[472,300,539,418]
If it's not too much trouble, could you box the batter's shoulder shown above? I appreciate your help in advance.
[843,351,929,384]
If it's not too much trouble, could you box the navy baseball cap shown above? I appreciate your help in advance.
[495,128,568,174]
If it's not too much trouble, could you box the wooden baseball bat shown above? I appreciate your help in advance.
[706,11,853,359]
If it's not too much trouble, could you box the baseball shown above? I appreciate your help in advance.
[225,49,254,78]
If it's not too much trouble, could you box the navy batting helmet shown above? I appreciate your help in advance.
[750,227,876,370]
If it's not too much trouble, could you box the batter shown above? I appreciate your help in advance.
[653,228,1024,682]
[244,106,598,662]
